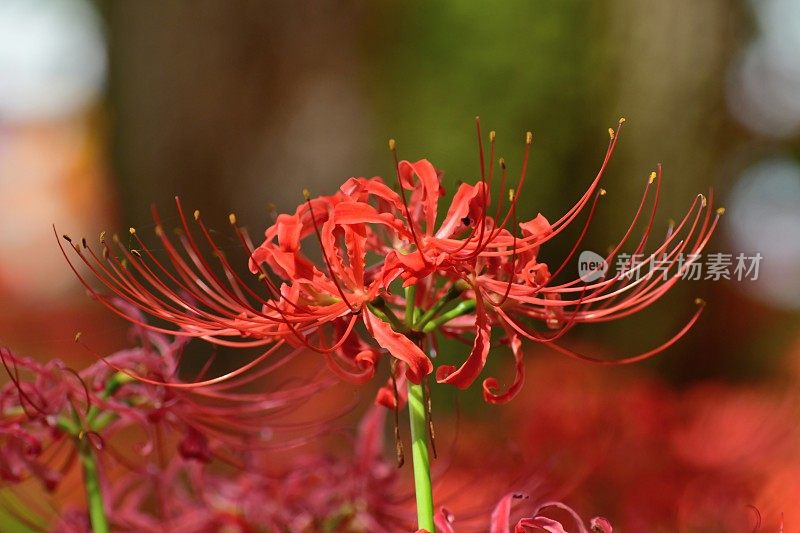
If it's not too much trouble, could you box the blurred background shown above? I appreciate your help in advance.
[2,0,800,529]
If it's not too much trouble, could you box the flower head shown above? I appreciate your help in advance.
[60,119,720,404]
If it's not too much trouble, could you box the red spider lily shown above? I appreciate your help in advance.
[493,355,794,531]
[59,119,720,406]
[417,493,611,533]
[1,348,89,491]
[0,309,337,501]
[49,405,412,532]
[47,401,611,533]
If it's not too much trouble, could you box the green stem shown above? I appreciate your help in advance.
[86,372,134,429]
[403,285,435,531]
[407,380,434,532]
[367,299,407,333]
[405,285,417,324]
[422,299,477,333]
[413,282,468,331]
[77,437,109,533]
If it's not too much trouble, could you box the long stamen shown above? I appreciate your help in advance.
[471,132,533,258]
[487,188,519,307]
[482,118,625,256]
[547,187,606,281]
[475,116,486,182]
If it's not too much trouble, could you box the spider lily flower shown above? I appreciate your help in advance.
[418,493,611,533]
[0,311,337,499]
[386,120,720,403]
[50,401,611,533]
[50,405,414,533]
[59,119,720,406]
[1,347,91,491]
[57,182,435,389]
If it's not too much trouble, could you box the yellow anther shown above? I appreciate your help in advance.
[508,188,515,201]
[388,139,396,151]
[649,171,657,184]
[193,210,200,221]
[128,227,136,235]
[489,131,496,142]
[599,188,607,196]
[526,131,533,144]
[694,297,706,305]
[74,331,82,342]
[499,157,506,170]
[608,128,615,140]
[716,207,726,215]
[99,231,106,243]
[302,188,311,200]
[618,117,626,125]
[229,213,237,225]
[700,194,707,208]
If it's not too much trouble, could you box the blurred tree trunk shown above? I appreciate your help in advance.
[598,0,747,381]
[105,1,371,228]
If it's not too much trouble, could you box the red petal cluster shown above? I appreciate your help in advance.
[60,121,719,404]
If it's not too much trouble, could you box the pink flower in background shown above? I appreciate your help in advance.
[419,493,611,533]
[0,308,337,497]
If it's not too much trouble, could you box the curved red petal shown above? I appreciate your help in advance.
[436,181,489,239]
[436,300,490,389]
[398,159,441,234]
[364,310,432,384]
[482,327,525,404]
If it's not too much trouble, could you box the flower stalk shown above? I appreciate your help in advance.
[77,435,109,533]
[404,286,435,531]
[408,379,434,532]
